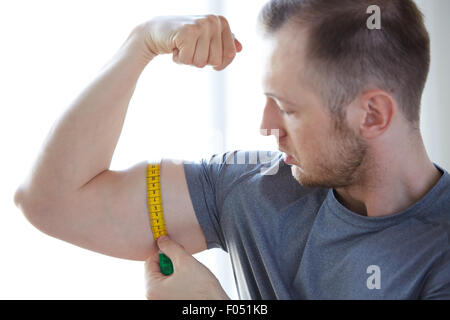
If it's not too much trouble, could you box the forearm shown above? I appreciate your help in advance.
[20,27,154,198]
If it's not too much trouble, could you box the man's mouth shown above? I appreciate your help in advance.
[280,150,296,165]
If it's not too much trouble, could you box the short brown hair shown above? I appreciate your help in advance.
[258,0,430,130]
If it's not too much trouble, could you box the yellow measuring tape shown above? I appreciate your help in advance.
[146,163,173,275]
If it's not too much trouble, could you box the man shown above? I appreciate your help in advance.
[14,0,450,300]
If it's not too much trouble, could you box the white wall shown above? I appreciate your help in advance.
[415,0,450,169]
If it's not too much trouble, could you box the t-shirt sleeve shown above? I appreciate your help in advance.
[182,150,281,251]
[420,248,450,299]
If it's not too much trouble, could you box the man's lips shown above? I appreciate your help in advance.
[283,154,296,165]
[279,149,296,165]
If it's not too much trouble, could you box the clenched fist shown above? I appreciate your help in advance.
[132,15,243,71]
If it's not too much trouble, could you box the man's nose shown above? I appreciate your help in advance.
[259,127,281,137]
[259,102,286,138]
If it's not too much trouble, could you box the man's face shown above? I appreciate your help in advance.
[260,23,368,188]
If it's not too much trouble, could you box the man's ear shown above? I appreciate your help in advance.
[358,89,396,139]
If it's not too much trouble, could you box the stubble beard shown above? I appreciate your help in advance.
[290,118,369,189]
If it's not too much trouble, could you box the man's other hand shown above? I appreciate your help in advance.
[145,236,230,300]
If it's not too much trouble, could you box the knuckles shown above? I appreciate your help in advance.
[199,15,221,31]
[218,15,229,29]
[168,15,235,69]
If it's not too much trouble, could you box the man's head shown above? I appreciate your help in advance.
[258,0,430,188]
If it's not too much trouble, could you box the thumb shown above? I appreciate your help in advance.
[234,38,243,53]
[144,251,165,281]
[157,236,187,264]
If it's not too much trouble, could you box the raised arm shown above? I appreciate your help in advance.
[13,15,242,261]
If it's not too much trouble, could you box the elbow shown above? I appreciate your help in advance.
[13,186,22,209]
[13,186,29,216]
[13,185,55,234]
[14,186,40,228]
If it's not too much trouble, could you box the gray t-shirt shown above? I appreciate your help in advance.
[182,150,450,300]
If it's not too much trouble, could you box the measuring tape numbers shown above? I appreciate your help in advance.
[146,163,173,276]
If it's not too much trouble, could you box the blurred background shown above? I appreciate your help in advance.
[0,0,448,299]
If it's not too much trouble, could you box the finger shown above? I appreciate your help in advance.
[144,258,165,300]
[208,20,223,67]
[174,32,197,65]
[214,21,237,71]
[157,236,188,265]
[193,33,210,68]
[177,43,196,65]
[145,254,162,274]
[144,253,166,283]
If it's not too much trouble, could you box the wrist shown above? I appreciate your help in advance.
[114,24,156,68]
[126,23,158,62]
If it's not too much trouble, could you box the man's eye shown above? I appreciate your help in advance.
[271,99,294,116]
[279,108,294,116]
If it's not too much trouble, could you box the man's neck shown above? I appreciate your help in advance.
[334,140,442,218]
